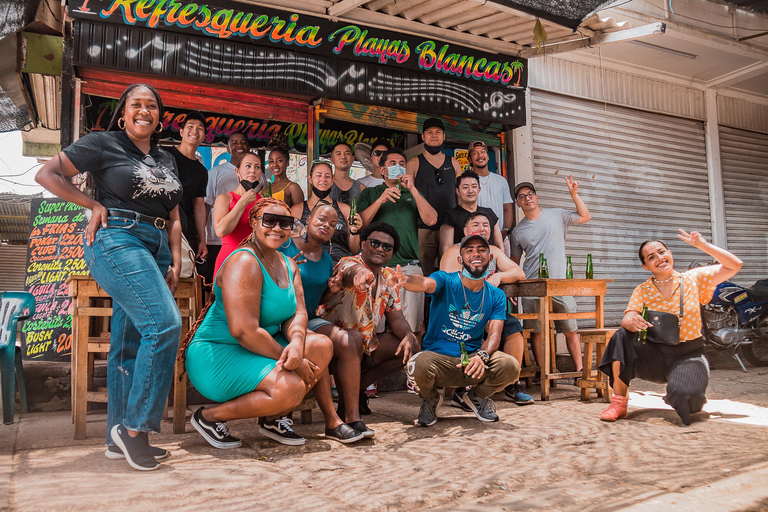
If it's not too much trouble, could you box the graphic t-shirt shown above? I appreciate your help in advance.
[357,183,420,267]
[444,205,499,244]
[166,146,208,247]
[423,271,507,357]
[278,238,333,319]
[62,131,182,218]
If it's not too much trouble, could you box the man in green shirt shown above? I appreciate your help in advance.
[358,148,437,335]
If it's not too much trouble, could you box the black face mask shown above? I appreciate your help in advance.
[424,143,444,155]
[240,179,259,191]
[312,186,332,200]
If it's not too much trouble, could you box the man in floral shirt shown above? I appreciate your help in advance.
[318,221,418,421]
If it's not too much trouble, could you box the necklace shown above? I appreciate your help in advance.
[461,279,486,314]
[653,273,676,284]
[254,244,277,269]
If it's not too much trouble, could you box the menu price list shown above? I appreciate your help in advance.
[23,198,89,361]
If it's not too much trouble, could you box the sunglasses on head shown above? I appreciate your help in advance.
[311,158,332,165]
[367,238,394,252]
[257,212,295,230]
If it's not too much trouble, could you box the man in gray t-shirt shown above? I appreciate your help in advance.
[510,176,591,373]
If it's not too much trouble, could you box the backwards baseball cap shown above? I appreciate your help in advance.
[460,233,490,250]
[514,182,536,198]
[181,111,206,129]
[422,117,445,133]
[467,140,488,154]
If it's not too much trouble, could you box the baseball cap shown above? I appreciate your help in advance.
[459,233,490,250]
[514,182,536,198]
[181,111,206,129]
[467,140,488,154]
[422,117,444,133]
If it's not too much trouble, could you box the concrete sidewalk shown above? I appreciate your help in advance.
[2,363,768,511]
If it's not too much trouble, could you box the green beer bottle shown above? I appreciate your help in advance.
[541,258,549,279]
[460,342,471,379]
[566,256,573,279]
[263,180,272,198]
[349,197,357,226]
[638,306,649,344]
[538,253,545,278]
[586,253,594,279]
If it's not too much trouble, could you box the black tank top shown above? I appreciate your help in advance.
[414,153,456,229]
[301,200,352,265]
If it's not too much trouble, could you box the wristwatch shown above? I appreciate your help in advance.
[476,350,490,363]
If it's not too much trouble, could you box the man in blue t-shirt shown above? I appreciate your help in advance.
[390,234,520,426]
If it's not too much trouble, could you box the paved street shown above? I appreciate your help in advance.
[2,358,767,511]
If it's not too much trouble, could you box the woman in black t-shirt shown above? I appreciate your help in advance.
[36,84,183,472]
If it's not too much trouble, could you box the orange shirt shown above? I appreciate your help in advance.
[626,265,719,342]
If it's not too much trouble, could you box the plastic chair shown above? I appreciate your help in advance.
[1,292,35,424]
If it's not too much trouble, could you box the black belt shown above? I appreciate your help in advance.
[108,209,168,229]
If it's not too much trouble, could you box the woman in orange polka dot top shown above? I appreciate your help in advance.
[598,229,742,425]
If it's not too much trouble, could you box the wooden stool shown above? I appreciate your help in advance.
[290,396,317,425]
[68,275,201,440]
[576,328,617,402]
[518,329,539,388]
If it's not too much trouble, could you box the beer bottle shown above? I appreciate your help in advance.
[538,253,545,278]
[586,253,594,279]
[264,180,272,198]
[566,256,573,279]
[541,258,549,279]
[460,342,471,379]
[638,306,649,344]
[349,197,357,226]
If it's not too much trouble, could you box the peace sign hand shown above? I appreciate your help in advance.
[677,229,707,249]
[564,174,579,195]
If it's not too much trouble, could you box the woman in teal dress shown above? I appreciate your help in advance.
[184,197,333,448]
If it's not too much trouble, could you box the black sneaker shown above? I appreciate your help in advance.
[105,439,170,460]
[462,389,499,422]
[417,393,443,427]
[190,407,242,449]
[325,423,365,444]
[450,387,472,412]
[359,390,372,415]
[110,424,160,471]
[347,420,375,438]
[258,416,305,446]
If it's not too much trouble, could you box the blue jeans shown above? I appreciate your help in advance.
[83,215,182,444]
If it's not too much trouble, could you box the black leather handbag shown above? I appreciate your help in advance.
[646,277,684,346]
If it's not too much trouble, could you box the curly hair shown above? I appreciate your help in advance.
[267,131,290,160]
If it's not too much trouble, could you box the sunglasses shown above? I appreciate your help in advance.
[311,158,333,165]
[257,212,295,230]
[367,238,394,252]
[372,149,386,157]
[434,169,443,185]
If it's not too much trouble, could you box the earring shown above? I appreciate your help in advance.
[117,117,126,130]
[154,123,163,133]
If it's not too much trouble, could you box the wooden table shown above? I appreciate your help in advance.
[67,275,201,439]
[501,279,612,401]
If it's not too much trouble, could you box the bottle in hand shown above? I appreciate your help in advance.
[460,341,471,379]
[638,306,649,344]
[349,197,357,225]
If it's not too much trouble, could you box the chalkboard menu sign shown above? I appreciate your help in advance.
[23,198,89,361]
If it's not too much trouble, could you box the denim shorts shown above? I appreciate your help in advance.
[308,317,332,331]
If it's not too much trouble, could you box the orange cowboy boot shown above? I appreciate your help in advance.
[600,394,628,422]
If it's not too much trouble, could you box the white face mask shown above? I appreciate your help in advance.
[387,164,406,179]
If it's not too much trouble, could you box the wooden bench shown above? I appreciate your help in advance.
[575,328,617,402]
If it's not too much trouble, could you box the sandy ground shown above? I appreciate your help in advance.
[2,355,768,512]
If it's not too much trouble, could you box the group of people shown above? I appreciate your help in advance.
[35,83,744,472]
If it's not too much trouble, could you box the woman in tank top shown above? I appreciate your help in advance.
[212,153,263,276]
[291,159,362,264]
[266,143,303,208]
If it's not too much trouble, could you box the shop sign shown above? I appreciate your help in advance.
[70,0,526,89]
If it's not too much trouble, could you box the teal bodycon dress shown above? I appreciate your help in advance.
[185,247,297,403]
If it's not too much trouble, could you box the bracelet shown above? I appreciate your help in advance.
[349,230,359,235]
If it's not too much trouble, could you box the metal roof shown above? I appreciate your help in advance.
[0,192,38,244]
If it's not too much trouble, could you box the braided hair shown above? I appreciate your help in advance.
[178,197,291,364]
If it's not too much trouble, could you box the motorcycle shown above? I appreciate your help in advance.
[692,261,768,371]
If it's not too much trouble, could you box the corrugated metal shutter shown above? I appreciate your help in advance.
[0,245,29,293]
[529,91,711,325]
[720,126,768,288]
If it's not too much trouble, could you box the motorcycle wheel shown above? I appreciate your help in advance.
[742,316,768,367]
